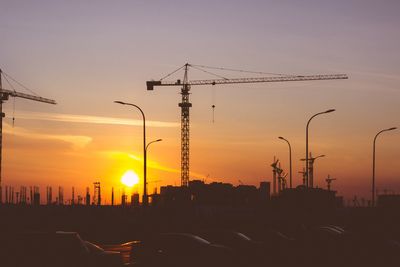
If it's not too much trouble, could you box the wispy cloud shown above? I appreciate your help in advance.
[127,153,181,174]
[3,123,92,149]
[13,111,179,128]
[103,150,206,178]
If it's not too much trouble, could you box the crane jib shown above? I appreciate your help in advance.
[0,89,56,105]
[146,74,348,90]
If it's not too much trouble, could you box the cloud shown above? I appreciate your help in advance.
[12,111,179,128]
[103,150,206,178]
[128,153,181,174]
[3,123,92,149]
[128,153,207,179]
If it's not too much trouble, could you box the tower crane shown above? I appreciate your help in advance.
[147,63,348,187]
[300,152,325,188]
[271,157,280,195]
[0,69,56,189]
[299,167,307,186]
[325,174,337,191]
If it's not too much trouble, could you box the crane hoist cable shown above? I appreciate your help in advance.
[190,65,229,80]
[189,65,226,123]
[2,71,40,96]
[2,71,51,127]
[159,64,186,81]
[211,85,216,123]
[190,64,289,76]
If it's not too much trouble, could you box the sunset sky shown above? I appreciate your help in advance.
[1,0,399,203]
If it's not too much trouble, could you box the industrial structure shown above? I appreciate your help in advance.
[325,175,337,191]
[301,152,325,188]
[85,187,90,206]
[71,187,75,205]
[271,157,287,195]
[46,186,52,205]
[147,63,347,187]
[271,157,279,195]
[111,187,114,206]
[58,186,64,205]
[299,168,307,186]
[93,182,101,206]
[0,69,56,189]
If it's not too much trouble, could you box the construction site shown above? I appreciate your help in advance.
[0,62,397,209]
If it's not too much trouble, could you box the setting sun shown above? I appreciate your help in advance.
[121,170,140,187]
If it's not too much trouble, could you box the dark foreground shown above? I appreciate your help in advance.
[1,205,400,267]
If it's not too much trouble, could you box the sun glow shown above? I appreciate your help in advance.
[121,170,140,187]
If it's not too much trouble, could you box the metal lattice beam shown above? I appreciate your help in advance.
[178,67,191,187]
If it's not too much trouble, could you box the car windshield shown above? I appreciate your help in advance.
[85,241,104,253]
[191,235,211,245]
[236,232,252,241]
[161,233,211,245]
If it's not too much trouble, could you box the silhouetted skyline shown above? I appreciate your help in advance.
[0,0,399,201]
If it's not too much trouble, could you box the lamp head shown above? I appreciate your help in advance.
[156,139,163,142]
[388,127,397,131]
[278,136,284,140]
[114,100,126,105]
[325,109,336,113]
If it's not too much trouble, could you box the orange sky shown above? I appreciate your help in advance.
[1,1,400,203]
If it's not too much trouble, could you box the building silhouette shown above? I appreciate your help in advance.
[159,180,271,207]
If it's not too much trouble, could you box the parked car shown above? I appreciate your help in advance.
[85,241,123,267]
[0,231,122,267]
[244,229,297,267]
[196,230,267,267]
[130,233,236,267]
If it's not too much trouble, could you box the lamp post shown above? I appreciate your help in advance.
[114,100,148,206]
[146,139,162,201]
[278,136,292,188]
[372,127,397,207]
[305,109,335,188]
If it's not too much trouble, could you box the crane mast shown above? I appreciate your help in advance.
[0,71,4,192]
[178,64,191,186]
[147,63,348,187]
[0,69,56,190]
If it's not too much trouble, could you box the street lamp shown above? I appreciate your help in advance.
[146,139,162,200]
[305,109,335,188]
[372,127,397,206]
[146,139,162,151]
[278,136,292,188]
[114,100,149,206]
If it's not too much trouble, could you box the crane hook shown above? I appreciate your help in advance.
[12,97,16,127]
[211,104,215,123]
